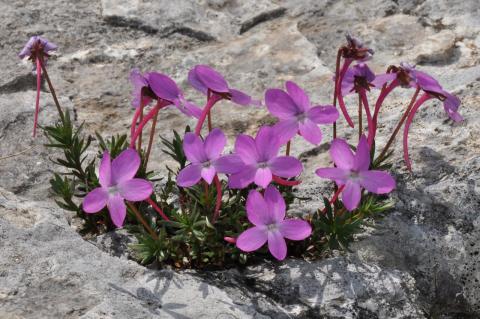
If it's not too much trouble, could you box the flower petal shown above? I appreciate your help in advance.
[229,89,252,106]
[285,81,310,112]
[329,138,355,170]
[413,70,443,95]
[204,128,226,160]
[118,178,153,201]
[264,185,285,222]
[99,151,112,188]
[254,167,273,188]
[265,88,300,119]
[246,189,269,226]
[177,164,203,187]
[353,135,370,171]
[371,73,397,88]
[235,134,259,165]
[342,180,361,211]
[188,67,208,94]
[315,167,349,184]
[228,165,257,189]
[111,148,141,184]
[359,170,396,194]
[148,72,180,102]
[267,230,287,260]
[273,119,299,146]
[107,194,127,228]
[236,226,268,252]
[82,187,108,213]
[195,65,229,93]
[201,166,216,184]
[269,156,302,178]
[255,126,280,161]
[213,155,245,174]
[341,68,355,96]
[298,119,322,145]
[183,132,207,163]
[307,105,339,124]
[279,219,312,240]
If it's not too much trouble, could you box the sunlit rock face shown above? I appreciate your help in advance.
[1,0,479,317]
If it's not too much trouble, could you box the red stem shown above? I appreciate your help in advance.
[371,79,399,143]
[130,106,142,140]
[321,185,345,214]
[33,58,42,137]
[146,197,170,221]
[336,59,355,128]
[272,175,301,186]
[194,94,223,136]
[403,93,432,171]
[358,89,374,147]
[130,101,168,148]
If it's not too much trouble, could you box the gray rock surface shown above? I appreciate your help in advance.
[0,0,479,318]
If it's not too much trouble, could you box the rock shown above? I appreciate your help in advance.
[0,188,275,318]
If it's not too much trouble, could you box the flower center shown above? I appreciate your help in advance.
[108,185,119,196]
[267,223,278,232]
[349,171,362,182]
[202,160,211,168]
[257,162,268,169]
[296,112,307,123]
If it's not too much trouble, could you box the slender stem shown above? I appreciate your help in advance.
[33,58,42,137]
[321,185,345,214]
[371,79,399,142]
[403,93,432,171]
[38,55,65,122]
[144,109,158,168]
[285,140,291,156]
[336,59,355,128]
[137,104,144,150]
[332,49,342,139]
[146,197,170,221]
[272,175,301,186]
[126,202,158,240]
[207,110,212,132]
[359,89,374,146]
[130,101,167,148]
[194,95,222,136]
[375,87,421,163]
[358,93,363,140]
[130,106,142,141]
[212,175,222,222]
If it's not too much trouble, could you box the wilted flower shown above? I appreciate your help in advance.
[236,185,312,260]
[177,128,244,187]
[316,136,395,211]
[188,65,260,106]
[228,126,303,189]
[19,36,58,137]
[82,149,153,227]
[341,33,374,61]
[265,81,338,145]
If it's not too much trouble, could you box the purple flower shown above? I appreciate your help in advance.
[129,69,202,118]
[397,63,462,122]
[188,65,260,106]
[228,126,303,189]
[82,149,153,227]
[341,33,374,61]
[236,185,312,260]
[265,81,339,145]
[316,136,395,211]
[341,63,395,96]
[177,128,245,187]
[18,36,57,61]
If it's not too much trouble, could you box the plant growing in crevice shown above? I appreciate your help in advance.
[17,33,463,267]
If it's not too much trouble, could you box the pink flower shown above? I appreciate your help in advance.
[236,185,312,261]
[177,128,245,187]
[188,65,260,106]
[265,81,338,145]
[341,33,374,61]
[18,36,57,64]
[129,69,202,118]
[19,36,58,137]
[228,126,303,189]
[82,149,153,227]
[316,136,395,211]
